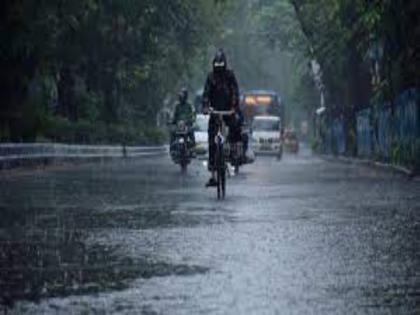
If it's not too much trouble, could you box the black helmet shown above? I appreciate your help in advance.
[213,49,227,72]
[178,88,188,103]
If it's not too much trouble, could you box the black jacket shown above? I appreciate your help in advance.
[202,69,239,111]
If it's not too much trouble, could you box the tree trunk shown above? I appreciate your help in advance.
[57,66,76,121]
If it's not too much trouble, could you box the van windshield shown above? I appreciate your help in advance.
[253,119,280,131]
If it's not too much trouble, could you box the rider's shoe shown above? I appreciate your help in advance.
[205,177,218,187]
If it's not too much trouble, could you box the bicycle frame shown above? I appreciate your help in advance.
[209,109,234,199]
[211,109,234,144]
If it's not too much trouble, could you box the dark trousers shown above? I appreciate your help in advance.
[208,116,241,171]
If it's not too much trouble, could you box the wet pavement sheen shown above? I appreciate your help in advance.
[1,150,419,314]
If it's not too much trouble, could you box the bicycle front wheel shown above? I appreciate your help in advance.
[219,144,226,199]
[221,161,226,198]
[215,142,226,200]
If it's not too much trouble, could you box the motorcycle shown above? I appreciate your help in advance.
[169,120,194,171]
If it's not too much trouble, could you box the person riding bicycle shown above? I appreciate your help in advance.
[202,49,242,187]
[170,88,196,150]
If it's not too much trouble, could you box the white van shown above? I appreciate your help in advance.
[251,115,283,158]
[193,114,209,158]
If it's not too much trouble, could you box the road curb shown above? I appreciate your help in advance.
[319,154,417,179]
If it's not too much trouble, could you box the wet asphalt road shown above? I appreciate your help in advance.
[1,149,419,314]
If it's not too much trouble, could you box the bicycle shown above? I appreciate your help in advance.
[209,108,234,199]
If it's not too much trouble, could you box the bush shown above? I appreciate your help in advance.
[0,122,10,141]
[41,115,166,145]
[389,139,420,171]
[408,139,420,172]
[76,91,101,122]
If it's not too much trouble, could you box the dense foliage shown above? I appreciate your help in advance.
[0,0,225,143]
[1,0,418,158]
[256,0,419,156]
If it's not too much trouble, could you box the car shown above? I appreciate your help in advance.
[193,114,209,158]
[283,129,299,153]
[251,115,283,159]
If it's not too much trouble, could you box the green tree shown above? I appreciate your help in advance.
[0,0,227,143]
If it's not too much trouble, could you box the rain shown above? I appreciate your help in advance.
[1,1,419,314]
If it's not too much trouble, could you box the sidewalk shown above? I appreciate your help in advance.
[320,154,419,180]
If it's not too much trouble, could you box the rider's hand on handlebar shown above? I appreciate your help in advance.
[203,106,213,115]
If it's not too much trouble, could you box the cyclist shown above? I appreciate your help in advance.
[202,49,242,187]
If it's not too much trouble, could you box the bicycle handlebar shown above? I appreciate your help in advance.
[208,108,235,116]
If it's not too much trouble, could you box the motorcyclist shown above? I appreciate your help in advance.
[170,88,196,151]
[202,49,242,187]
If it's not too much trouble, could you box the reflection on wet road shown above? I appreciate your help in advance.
[1,150,419,314]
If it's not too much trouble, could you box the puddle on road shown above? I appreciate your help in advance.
[359,283,420,311]
[0,203,234,232]
[0,212,209,309]
[0,236,208,308]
